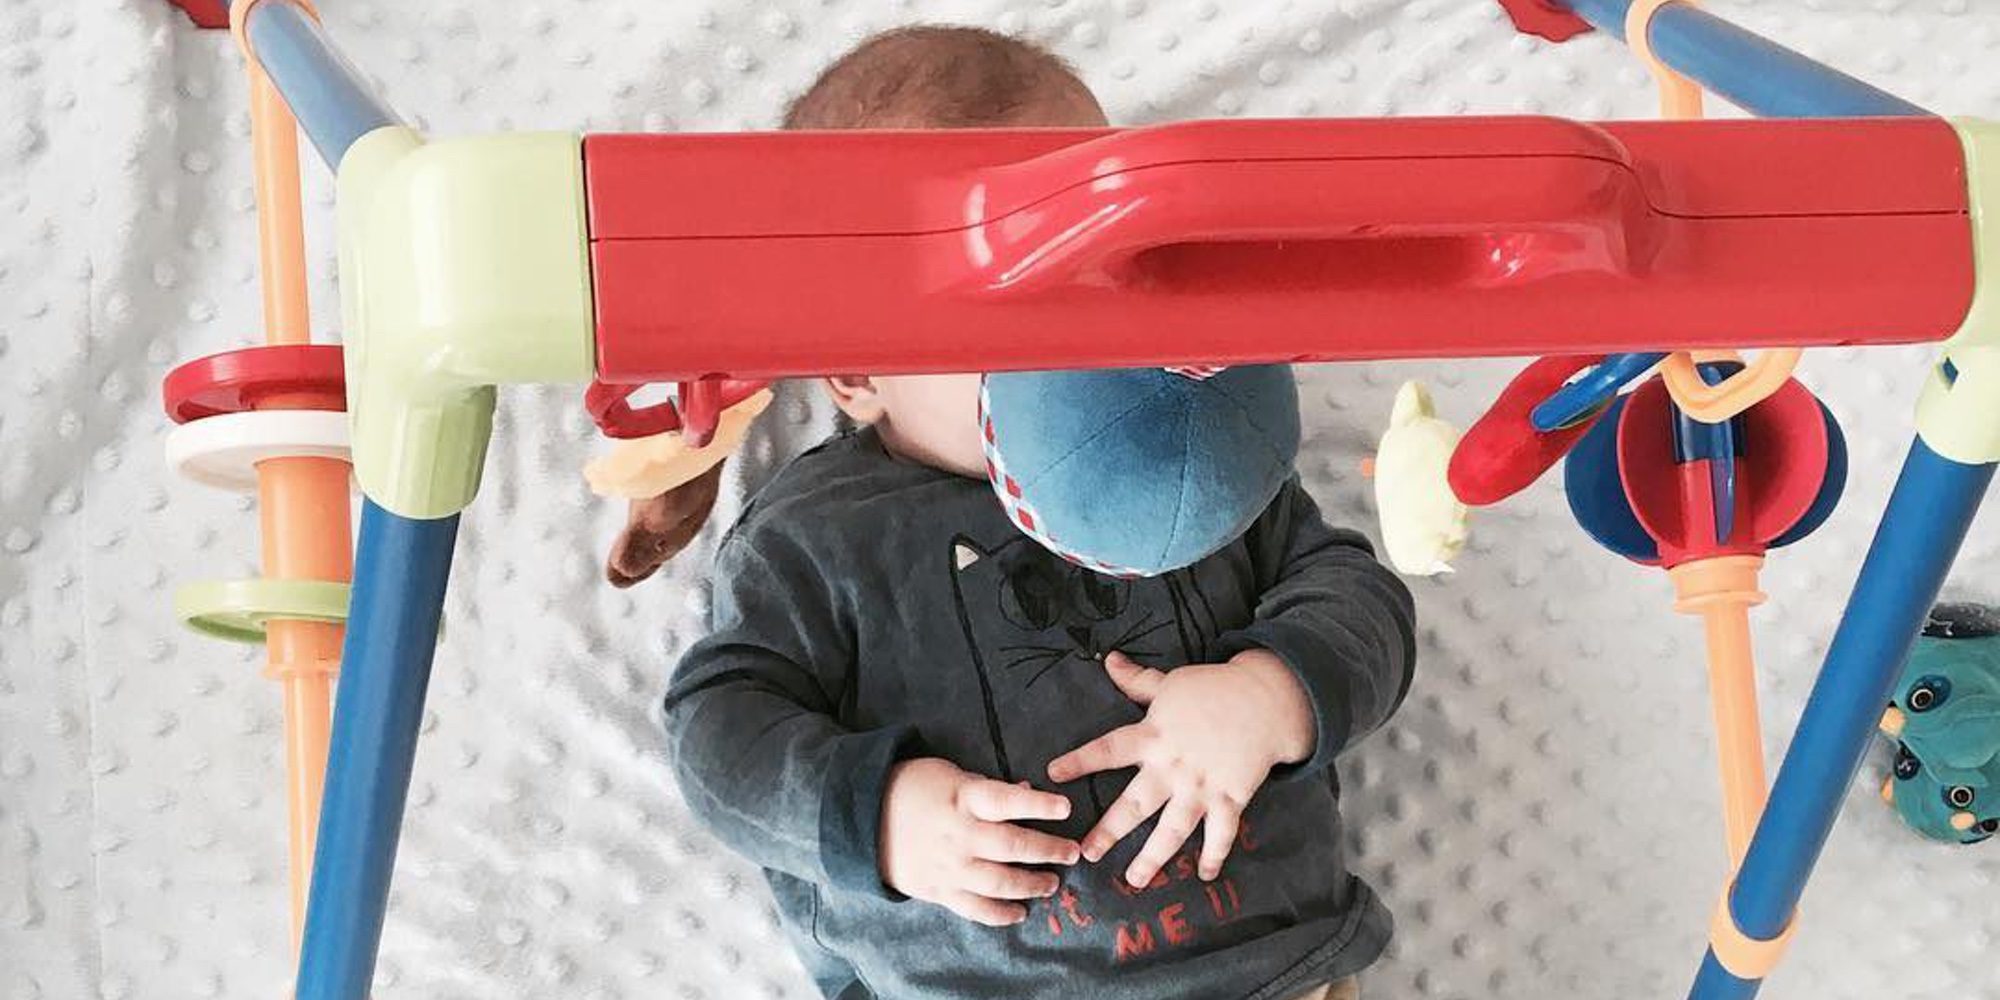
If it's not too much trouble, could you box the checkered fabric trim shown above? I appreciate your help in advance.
[978,377,1147,579]
[1164,365,1226,380]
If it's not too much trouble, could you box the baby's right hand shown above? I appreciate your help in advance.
[878,757,1082,926]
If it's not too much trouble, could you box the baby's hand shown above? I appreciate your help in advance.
[1047,650,1313,888]
[879,757,1083,927]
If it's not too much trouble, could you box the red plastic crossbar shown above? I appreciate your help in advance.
[583,116,1972,384]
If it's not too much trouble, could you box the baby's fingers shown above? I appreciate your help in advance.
[1197,804,1241,881]
[974,821,1082,866]
[1125,797,1204,888]
[1081,774,1168,863]
[959,779,1072,823]
[1048,723,1149,784]
[942,890,1029,927]
[1103,651,1167,705]
[963,860,1061,901]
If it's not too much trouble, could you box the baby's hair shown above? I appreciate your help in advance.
[782,25,1101,130]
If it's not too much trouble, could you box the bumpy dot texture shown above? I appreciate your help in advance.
[5,2,2000,999]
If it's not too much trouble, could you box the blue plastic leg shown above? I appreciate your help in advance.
[296,501,459,1000]
[1558,0,1930,118]
[244,2,404,168]
[1686,440,1995,1000]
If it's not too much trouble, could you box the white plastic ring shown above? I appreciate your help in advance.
[166,409,353,492]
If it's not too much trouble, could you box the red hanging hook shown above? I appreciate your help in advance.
[585,377,771,447]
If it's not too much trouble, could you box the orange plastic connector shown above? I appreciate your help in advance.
[1660,349,1803,424]
[1709,886,1798,980]
[1669,555,1771,866]
[1627,0,1703,119]
[1629,2,1803,423]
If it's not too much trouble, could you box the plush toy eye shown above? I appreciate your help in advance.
[1981,819,2000,835]
[1000,564,1063,631]
[1908,675,1952,712]
[1946,785,1976,810]
[1894,746,1922,781]
[1072,573,1129,621]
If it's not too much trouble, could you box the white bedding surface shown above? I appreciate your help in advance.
[5,1,2000,997]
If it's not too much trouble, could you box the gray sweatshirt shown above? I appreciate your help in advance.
[664,428,1416,1000]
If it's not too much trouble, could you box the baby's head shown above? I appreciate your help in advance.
[783,24,1104,130]
[795,26,1107,476]
[607,28,1103,585]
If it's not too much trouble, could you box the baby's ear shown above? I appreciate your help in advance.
[605,462,726,588]
[823,375,886,424]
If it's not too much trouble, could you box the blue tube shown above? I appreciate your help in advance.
[1690,952,1757,998]
[1560,0,1929,118]
[1530,351,1668,431]
[1685,440,1994,1000]
[244,2,404,168]
[296,501,459,1000]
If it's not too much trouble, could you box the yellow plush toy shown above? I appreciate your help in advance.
[1370,381,1469,577]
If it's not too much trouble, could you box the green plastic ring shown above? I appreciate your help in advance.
[174,578,352,644]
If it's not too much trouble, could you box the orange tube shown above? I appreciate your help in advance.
[1628,0,1705,119]
[1670,555,1771,866]
[258,446,350,950]
[250,72,312,346]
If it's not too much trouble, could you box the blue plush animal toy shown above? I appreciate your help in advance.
[1881,602,2000,774]
[979,366,1301,577]
[1878,603,2000,843]
[1883,742,2000,845]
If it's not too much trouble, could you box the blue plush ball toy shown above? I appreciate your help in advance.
[979,366,1301,577]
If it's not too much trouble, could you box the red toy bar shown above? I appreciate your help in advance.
[586,116,1972,383]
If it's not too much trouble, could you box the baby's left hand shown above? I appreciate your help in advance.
[1047,649,1315,888]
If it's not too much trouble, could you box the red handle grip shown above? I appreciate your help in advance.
[959,151,1652,296]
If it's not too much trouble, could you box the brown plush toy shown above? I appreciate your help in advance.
[604,462,725,588]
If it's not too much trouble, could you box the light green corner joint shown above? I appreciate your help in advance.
[337,127,597,519]
[1920,119,2000,465]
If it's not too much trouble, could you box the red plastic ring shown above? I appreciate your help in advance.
[584,378,770,443]
[1495,0,1593,42]
[167,0,231,28]
[163,344,348,424]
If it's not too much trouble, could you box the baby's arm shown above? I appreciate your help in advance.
[1214,477,1419,773]
[666,527,1080,922]
[663,530,911,895]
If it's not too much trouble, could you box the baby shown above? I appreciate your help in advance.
[638,26,1416,1000]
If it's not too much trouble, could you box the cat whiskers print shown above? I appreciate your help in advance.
[1004,615,1172,689]
[949,532,1220,829]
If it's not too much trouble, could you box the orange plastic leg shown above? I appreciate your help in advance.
[276,644,336,940]
[1670,555,1772,866]
[250,70,311,346]
[258,448,351,950]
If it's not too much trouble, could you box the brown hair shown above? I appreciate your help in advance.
[782,25,1102,130]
